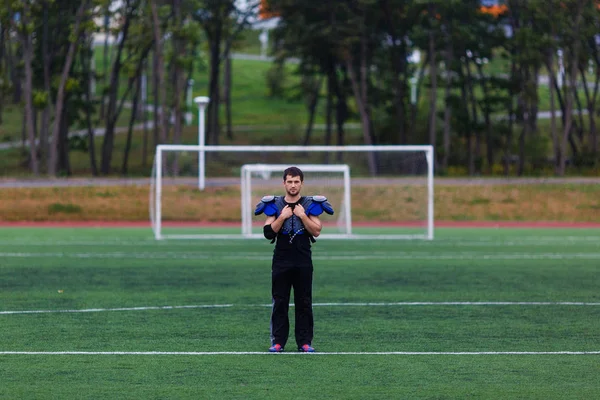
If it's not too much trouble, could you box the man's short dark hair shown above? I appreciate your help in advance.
[283,166,304,182]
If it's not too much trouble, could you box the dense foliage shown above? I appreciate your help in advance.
[0,0,598,176]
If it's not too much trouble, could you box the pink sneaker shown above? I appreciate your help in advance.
[299,344,315,353]
[269,344,284,353]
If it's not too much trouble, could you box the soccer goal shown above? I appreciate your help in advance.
[240,163,352,238]
[150,144,434,240]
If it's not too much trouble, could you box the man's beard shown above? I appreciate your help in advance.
[286,188,298,196]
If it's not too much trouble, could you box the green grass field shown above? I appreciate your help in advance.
[1,227,599,399]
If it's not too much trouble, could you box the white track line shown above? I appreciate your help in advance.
[2,302,600,315]
[1,351,599,356]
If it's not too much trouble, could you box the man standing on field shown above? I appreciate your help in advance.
[254,166,334,353]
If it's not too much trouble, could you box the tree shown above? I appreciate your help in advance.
[11,0,39,174]
[558,0,586,175]
[578,1,600,165]
[47,0,91,175]
[194,0,258,145]
[100,0,142,174]
[150,0,168,151]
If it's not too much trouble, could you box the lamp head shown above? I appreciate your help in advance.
[194,96,210,108]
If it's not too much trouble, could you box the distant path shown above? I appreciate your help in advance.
[1,176,599,189]
[1,221,599,228]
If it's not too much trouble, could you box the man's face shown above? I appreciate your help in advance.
[284,174,303,197]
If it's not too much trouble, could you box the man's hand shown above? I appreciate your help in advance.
[266,205,292,236]
[280,205,293,220]
[292,203,305,218]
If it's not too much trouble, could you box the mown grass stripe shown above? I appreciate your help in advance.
[2,252,600,260]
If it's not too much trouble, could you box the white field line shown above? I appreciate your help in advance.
[0,304,233,315]
[2,251,600,260]
[3,301,600,315]
[311,301,600,306]
[1,351,599,356]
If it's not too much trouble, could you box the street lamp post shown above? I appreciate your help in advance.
[194,96,210,190]
[186,79,194,126]
[557,49,564,88]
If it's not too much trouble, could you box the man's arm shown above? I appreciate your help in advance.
[265,205,292,233]
[293,204,322,237]
[300,215,322,237]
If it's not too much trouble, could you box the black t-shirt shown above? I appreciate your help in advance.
[272,199,313,267]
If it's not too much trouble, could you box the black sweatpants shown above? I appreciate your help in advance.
[270,263,314,349]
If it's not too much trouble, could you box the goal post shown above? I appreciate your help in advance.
[150,144,434,240]
[240,164,353,238]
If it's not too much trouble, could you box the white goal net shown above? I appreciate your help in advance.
[150,144,434,240]
[241,164,352,238]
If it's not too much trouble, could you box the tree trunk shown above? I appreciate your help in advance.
[392,62,407,143]
[517,118,527,176]
[454,63,473,175]
[516,66,530,177]
[334,70,348,155]
[40,1,53,171]
[84,78,98,176]
[476,63,494,172]
[104,43,150,175]
[381,0,407,144]
[579,63,599,164]
[58,106,71,176]
[442,80,452,172]
[20,12,38,175]
[21,106,26,147]
[324,66,334,163]
[151,50,160,149]
[427,4,438,160]
[346,54,376,175]
[441,31,453,172]
[122,75,142,175]
[223,48,233,140]
[0,25,5,124]
[170,0,185,175]
[573,80,585,143]
[101,0,137,174]
[559,1,584,176]
[547,53,559,174]
[7,30,21,105]
[79,39,98,176]
[587,106,596,165]
[172,1,183,139]
[207,39,222,145]
[48,1,88,176]
[142,60,150,168]
[151,1,168,147]
[504,58,517,176]
[391,41,407,144]
[302,75,321,146]
[592,76,600,160]
[100,5,111,120]
[516,63,532,177]
[465,59,480,174]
